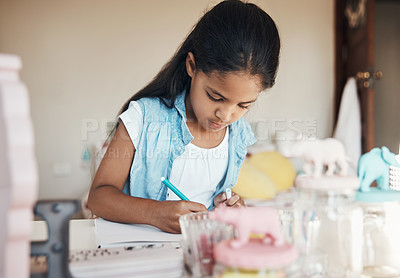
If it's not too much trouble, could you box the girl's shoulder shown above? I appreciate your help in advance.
[230,118,256,146]
[135,97,177,121]
[231,117,252,132]
[135,97,172,114]
[136,97,166,110]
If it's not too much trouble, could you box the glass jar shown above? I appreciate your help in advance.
[270,189,298,246]
[356,189,400,277]
[179,211,235,278]
[292,178,363,278]
[245,189,297,246]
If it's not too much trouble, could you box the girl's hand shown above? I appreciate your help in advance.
[151,200,207,234]
[214,191,245,208]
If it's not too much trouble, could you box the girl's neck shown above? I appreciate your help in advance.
[187,123,227,149]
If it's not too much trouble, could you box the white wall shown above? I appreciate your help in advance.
[246,0,334,142]
[0,0,334,199]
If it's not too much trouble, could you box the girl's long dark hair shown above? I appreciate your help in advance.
[115,0,280,131]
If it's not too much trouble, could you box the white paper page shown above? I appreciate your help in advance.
[95,219,182,247]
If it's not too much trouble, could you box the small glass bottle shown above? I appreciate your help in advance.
[292,175,363,277]
[356,188,400,277]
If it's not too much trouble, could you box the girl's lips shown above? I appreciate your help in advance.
[209,120,226,129]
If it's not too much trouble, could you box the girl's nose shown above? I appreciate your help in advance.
[215,106,233,123]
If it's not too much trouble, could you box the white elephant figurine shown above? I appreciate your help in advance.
[286,138,348,177]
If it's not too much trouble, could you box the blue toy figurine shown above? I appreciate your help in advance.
[358,146,400,192]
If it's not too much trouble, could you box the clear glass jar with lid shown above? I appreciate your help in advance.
[292,175,363,278]
[355,146,400,277]
[356,188,400,277]
[210,206,299,278]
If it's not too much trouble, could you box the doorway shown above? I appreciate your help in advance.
[374,0,400,153]
[335,0,400,154]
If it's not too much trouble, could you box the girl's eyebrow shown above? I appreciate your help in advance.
[207,87,257,104]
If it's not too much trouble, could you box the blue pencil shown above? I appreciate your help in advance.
[160,177,190,201]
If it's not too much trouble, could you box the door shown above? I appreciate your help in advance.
[335,0,379,153]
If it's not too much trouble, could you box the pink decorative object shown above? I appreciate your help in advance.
[209,206,284,248]
[0,53,38,278]
[214,238,298,270]
[210,206,299,271]
[286,138,348,177]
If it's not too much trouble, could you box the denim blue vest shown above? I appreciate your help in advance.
[122,91,256,209]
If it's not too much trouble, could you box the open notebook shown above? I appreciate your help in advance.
[31,219,184,277]
[63,219,184,277]
[95,219,182,248]
[68,244,183,278]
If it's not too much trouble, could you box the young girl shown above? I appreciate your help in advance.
[87,0,280,234]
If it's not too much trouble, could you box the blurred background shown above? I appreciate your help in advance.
[0,0,397,202]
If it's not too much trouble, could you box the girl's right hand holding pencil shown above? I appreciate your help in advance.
[87,122,207,234]
[150,200,207,234]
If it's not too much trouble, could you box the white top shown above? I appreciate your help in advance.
[119,101,229,208]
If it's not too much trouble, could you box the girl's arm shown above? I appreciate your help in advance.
[87,122,207,233]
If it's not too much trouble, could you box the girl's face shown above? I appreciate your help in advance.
[185,52,262,133]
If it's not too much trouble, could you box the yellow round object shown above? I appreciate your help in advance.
[233,161,277,200]
[247,151,296,191]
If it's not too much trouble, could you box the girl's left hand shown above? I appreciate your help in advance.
[214,191,245,208]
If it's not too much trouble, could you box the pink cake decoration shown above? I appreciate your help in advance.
[209,206,299,270]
